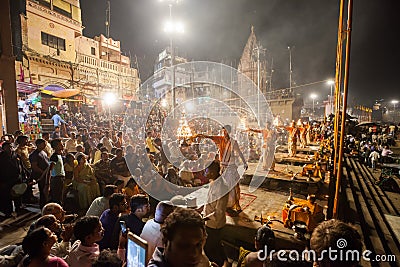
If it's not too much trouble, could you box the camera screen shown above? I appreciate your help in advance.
[127,237,146,267]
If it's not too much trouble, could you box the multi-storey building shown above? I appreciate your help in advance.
[13,0,140,105]
[152,48,188,101]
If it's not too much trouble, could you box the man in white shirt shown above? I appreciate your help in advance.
[202,171,230,267]
[140,201,175,261]
[86,185,117,217]
[65,132,78,154]
[369,150,380,171]
[101,131,113,153]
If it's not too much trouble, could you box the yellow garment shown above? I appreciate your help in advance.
[123,185,140,198]
[16,146,31,169]
[73,163,100,210]
[93,150,102,164]
[64,160,78,172]
[237,247,251,267]
[146,137,157,153]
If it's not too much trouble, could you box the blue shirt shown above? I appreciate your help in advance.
[52,114,66,127]
[99,209,119,250]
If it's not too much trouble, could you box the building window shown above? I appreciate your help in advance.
[91,47,96,56]
[41,32,66,51]
[53,0,72,18]
[37,0,51,9]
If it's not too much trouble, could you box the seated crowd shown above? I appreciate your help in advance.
[0,198,364,267]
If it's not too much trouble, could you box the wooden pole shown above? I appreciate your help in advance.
[333,0,353,219]
[333,0,346,177]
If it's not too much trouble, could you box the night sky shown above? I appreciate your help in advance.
[80,0,399,106]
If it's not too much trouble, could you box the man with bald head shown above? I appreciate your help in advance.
[29,203,76,233]
[42,202,67,223]
[140,201,175,260]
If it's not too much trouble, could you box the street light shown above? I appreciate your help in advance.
[160,0,182,119]
[326,80,334,114]
[310,93,317,119]
[164,21,184,34]
[288,46,293,93]
[103,92,116,130]
[391,100,399,112]
[253,43,265,123]
[161,98,168,108]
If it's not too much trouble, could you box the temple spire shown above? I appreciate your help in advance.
[238,26,268,94]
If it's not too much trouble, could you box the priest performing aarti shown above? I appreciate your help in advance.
[298,120,309,148]
[281,121,299,157]
[194,125,248,214]
[246,122,276,171]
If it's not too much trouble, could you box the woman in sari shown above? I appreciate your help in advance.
[73,154,100,210]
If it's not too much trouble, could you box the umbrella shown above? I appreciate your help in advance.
[51,89,80,98]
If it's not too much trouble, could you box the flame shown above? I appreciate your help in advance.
[177,112,193,139]
[239,117,247,130]
[273,117,280,126]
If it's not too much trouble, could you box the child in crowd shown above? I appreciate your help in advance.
[65,216,103,267]
[123,178,140,199]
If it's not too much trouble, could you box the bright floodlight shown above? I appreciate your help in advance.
[164,20,184,34]
[326,80,334,85]
[310,93,317,99]
[175,22,184,33]
[391,100,399,104]
[161,99,168,107]
[159,0,180,3]
[103,92,116,106]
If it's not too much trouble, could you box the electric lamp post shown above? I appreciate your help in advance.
[103,92,116,130]
[310,93,317,120]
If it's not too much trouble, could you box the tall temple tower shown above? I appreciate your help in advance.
[238,26,268,94]
[238,26,302,121]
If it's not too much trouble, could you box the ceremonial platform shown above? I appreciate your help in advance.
[219,143,328,258]
[220,183,329,259]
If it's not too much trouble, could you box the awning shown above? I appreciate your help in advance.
[42,88,80,98]
[16,81,41,94]
[50,98,83,102]
[44,84,65,92]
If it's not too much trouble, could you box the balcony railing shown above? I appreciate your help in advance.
[77,53,137,77]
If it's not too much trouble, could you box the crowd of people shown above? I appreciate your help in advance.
[342,124,399,169]
[0,200,365,267]
[0,101,395,266]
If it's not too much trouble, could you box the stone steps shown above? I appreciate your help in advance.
[342,157,400,267]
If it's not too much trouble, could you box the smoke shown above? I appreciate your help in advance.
[79,0,399,105]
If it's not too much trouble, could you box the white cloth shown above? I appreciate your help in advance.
[50,241,71,258]
[65,240,100,267]
[203,187,229,229]
[369,151,380,162]
[65,139,78,153]
[18,112,26,123]
[381,148,393,157]
[86,197,109,217]
[140,219,163,261]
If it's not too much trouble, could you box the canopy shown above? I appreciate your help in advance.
[42,88,80,98]
[356,122,379,127]
[50,98,83,102]
[16,81,40,94]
